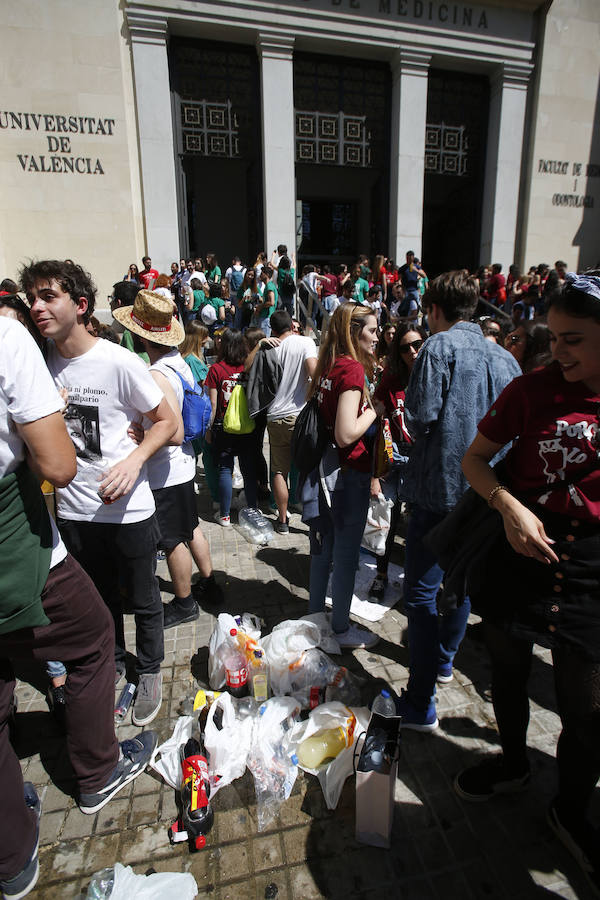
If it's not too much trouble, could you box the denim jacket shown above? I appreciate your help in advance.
[403,321,521,513]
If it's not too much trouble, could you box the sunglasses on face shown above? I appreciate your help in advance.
[399,339,424,354]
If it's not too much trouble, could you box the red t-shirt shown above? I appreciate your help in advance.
[316,356,371,471]
[478,361,600,521]
[205,361,244,422]
[321,273,337,297]
[139,268,159,289]
[374,370,411,447]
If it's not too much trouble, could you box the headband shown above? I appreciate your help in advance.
[565,272,600,302]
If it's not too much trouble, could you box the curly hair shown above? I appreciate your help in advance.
[19,259,96,325]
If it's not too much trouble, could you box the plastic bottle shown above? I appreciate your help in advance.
[223,630,248,698]
[114,682,136,724]
[371,689,396,717]
[86,868,114,899]
[297,726,349,768]
[325,666,362,706]
[359,727,391,774]
[238,507,275,545]
[250,650,269,702]
[168,736,214,852]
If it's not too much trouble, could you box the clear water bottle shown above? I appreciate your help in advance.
[86,867,114,898]
[238,508,275,545]
[371,689,396,717]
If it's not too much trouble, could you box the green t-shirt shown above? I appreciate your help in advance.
[192,289,205,312]
[120,329,150,365]
[204,296,225,314]
[206,266,221,283]
[352,277,370,305]
[277,267,295,294]
[261,281,278,319]
[184,353,208,385]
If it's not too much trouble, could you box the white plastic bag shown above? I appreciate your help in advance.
[291,701,370,810]
[247,696,301,831]
[149,716,193,789]
[203,692,254,796]
[271,647,339,709]
[108,862,198,899]
[208,612,262,689]
[361,493,394,555]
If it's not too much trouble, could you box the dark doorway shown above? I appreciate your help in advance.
[168,39,263,265]
[294,53,391,270]
[422,69,489,276]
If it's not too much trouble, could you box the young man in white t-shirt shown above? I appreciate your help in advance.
[265,310,317,532]
[0,318,158,899]
[22,260,179,727]
[114,291,223,629]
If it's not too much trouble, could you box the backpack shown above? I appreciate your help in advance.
[229,267,245,293]
[279,271,296,297]
[223,384,255,435]
[170,369,212,442]
[291,395,328,475]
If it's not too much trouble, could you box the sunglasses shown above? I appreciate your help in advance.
[399,339,423,354]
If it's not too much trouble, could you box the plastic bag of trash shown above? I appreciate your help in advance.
[86,862,198,898]
[203,692,254,796]
[246,696,301,831]
[208,612,263,690]
[149,716,193,789]
[291,701,370,810]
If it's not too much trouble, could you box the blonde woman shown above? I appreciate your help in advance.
[306,303,380,649]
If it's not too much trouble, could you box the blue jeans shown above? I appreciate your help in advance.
[46,660,67,680]
[214,432,258,516]
[403,505,471,710]
[308,469,370,633]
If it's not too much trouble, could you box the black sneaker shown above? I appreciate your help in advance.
[79,731,158,815]
[0,783,41,899]
[275,517,290,535]
[163,598,199,630]
[192,574,224,605]
[46,684,67,730]
[368,574,388,601]
[454,755,530,802]
[547,800,600,897]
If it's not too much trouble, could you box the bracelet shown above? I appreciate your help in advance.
[488,484,509,508]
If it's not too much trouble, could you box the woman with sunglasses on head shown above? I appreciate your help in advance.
[456,273,600,892]
[236,268,261,331]
[305,303,380,650]
[369,323,427,599]
[505,320,552,374]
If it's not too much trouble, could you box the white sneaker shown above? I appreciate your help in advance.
[213,512,231,528]
[335,624,379,650]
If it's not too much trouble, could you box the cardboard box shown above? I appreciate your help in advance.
[355,712,401,849]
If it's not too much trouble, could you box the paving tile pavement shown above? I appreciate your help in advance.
[11,472,598,899]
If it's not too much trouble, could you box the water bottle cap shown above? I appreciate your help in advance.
[259,704,266,715]
[254,650,262,658]
[381,689,390,698]
[291,753,298,765]
[230,628,237,636]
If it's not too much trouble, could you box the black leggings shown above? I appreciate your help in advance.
[484,621,600,821]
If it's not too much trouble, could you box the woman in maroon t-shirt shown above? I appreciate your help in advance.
[455,273,600,883]
[206,329,258,525]
[307,303,379,650]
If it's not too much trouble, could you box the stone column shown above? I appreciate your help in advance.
[480,63,531,268]
[128,15,180,264]
[389,50,431,263]
[257,34,296,258]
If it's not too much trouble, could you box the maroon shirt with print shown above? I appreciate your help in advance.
[478,361,600,521]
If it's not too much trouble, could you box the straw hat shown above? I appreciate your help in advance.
[113,289,184,346]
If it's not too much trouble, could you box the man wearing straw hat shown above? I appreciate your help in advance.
[22,260,179,727]
[115,289,223,628]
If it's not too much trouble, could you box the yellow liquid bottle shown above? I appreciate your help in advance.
[297,726,347,768]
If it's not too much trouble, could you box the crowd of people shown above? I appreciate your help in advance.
[1,247,600,897]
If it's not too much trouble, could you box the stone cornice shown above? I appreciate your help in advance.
[490,60,533,92]
[256,32,295,60]
[126,12,169,45]
[391,48,432,78]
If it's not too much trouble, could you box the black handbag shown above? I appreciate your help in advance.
[291,395,328,476]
